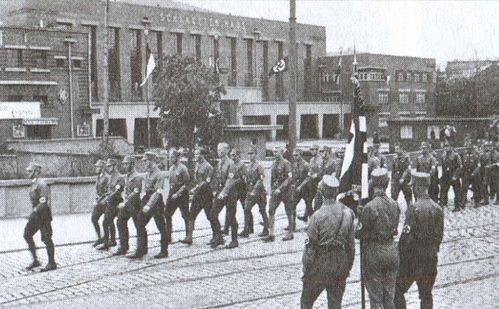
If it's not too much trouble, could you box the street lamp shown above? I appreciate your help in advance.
[252,28,261,87]
[142,16,151,149]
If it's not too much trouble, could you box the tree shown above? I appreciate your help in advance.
[153,55,227,156]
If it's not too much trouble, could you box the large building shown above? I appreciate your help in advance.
[2,0,344,146]
[446,59,498,80]
[0,25,90,148]
[318,53,437,140]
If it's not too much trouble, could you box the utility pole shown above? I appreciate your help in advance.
[102,0,110,146]
[142,17,151,150]
[288,0,297,153]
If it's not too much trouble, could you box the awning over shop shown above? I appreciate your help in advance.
[22,118,58,126]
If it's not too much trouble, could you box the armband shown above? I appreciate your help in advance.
[134,188,140,193]
[115,184,121,190]
[39,197,47,204]
[206,177,211,183]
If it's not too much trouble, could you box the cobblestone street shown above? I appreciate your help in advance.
[0,198,497,309]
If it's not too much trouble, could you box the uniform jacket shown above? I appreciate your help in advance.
[441,151,462,180]
[192,159,214,193]
[30,177,52,222]
[124,171,143,198]
[308,155,323,178]
[322,156,341,178]
[292,158,310,190]
[461,150,480,177]
[213,157,234,193]
[168,162,190,195]
[246,160,266,196]
[416,154,438,176]
[392,154,411,184]
[270,158,292,192]
[144,166,165,194]
[96,172,109,198]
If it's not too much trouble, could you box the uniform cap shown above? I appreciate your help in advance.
[169,149,181,158]
[411,170,430,188]
[106,158,118,166]
[321,175,339,189]
[26,162,42,171]
[122,155,135,164]
[310,145,319,150]
[320,145,332,152]
[247,146,257,154]
[420,141,430,149]
[94,159,105,167]
[371,168,390,188]
[292,148,302,155]
[142,151,157,161]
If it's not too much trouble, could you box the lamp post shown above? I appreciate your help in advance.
[142,16,151,149]
[252,28,261,87]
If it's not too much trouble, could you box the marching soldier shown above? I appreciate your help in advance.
[291,149,312,229]
[298,145,322,222]
[130,152,168,259]
[98,158,125,250]
[478,142,495,206]
[391,144,413,207]
[91,159,109,247]
[300,175,355,309]
[356,168,400,309]
[181,148,214,245]
[314,145,342,211]
[415,142,439,203]
[461,141,480,208]
[24,162,57,272]
[209,143,240,249]
[165,149,190,243]
[113,155,143,256]
[394,171,444,309]
[228,149,252,236]
[440,141,463,211]
[240,146,269,238]
[263,146,293,242]
[493,142,499,205]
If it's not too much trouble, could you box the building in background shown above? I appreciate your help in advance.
[318,53,437,141]
[2,0,347,146]
[446,59,498,80]
[0,26,90,149]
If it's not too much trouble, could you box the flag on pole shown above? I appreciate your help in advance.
[140,44,156,87]
[214,57,220,74]
[334,50,342,85]
[269,56,288,75]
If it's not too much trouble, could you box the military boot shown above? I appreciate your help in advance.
[180,221,194,245]
[210,234,225,249]
[26,259,41,271]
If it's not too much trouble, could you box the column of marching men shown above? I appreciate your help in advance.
[23,138,498,308]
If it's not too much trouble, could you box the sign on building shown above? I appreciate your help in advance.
[0,102,41,119]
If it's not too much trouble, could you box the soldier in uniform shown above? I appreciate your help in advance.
[291,149,312,228]
[493,142,499,205]
[209,143,240,249]
[313,145,342,211]
[130,152,169,259]
[263,146,293,242]
[394,171,444,309]
[298,145,322,222]
[415,142,439,203]
[240,146,268,238]
[24,162,57,271]
[391,144,413,207]
[98,158,125,250]
[181,148,214,245]
[91,159,109,247]
[356,168,400,309]
[461,141,480,208]
[113,155,143,256]
[478,142,495,206]
[227,149,251,236]
[440,141,463,210]
[165,149,190,243]
[300,175,355,309]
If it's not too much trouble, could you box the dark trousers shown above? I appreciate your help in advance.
[189,186,214,237]
[394,254,438,309]
[102,195,122,245]
[391,181,413,206]
[440,178,461,208]
[268,189,293,235]
[116,194,141,252]
[244,193,268,233]
[24,208,55,264]
[136,193,168,255]
[165,190,189,242]
[210,195,238,242]
[91,199,106,239]
[461,175,478,207]
[224,185,250,233]
[429,177,439,203]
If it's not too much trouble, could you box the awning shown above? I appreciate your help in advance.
[23,118,58,126]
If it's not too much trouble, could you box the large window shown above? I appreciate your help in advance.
[378,92,389,104]
[84,25,99,100]
[422,73,428,83]
[416,93,426,104]
[108,27,121,101]
[228,38,237,86]
[399,93,409,104]
[175,33,183,55]
[400,125,413,139]
[406,72,412,81]
[30,50,47,68]
[262,41,269,100]
[245,39,253,86]
[130,29,142,99]
[378,118,388,128]
[276,41,284,100]
[193,34,202,60]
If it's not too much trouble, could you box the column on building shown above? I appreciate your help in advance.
[126,117,135,144]
[270,114,277,141]
[318,113,324,139]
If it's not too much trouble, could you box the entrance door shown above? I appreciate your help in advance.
[26,125,51,139]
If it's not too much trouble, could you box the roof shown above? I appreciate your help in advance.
[224,125,283,132]
[115,0,212,12]
[388,117,493,123]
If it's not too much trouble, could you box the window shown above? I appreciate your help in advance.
[175,33,183,55]
[108,27,121,101]
[304,44,312,100]
[229,38,237,86]
[399,93,409,104]
[72,59,81,69]
[378,118,388,128]
[398,71,404,81]
[33,95,49,105]
[406,72,411,81]
[262,41,269,100]
[324,94,339,102]
[322,72,330,83]
[56,58,65,67]
[154,31,163,67]
[84,25,99,100]
[416,93,425,104]
[400,126,413,139]
[8,95,23,101]
[422,73,428,83]
[378,92,389,104]
[193,34,202,60]
[276,41,284,100]
[56,22,72,30]
[130,29,142,99]
[8,49,24,67]
[246,39,253,86]
[414,73,420,82]
[31,50,47,68]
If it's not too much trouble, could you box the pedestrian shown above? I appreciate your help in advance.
[263,146,293,242]
[209,143,240,249]
[391,144,413,206]
[113,155,143,256]
[291,149,312,231]
[356,167,400,309]
[440,141,463,211]
[91,159,109,247]
[97,158,124,250]
[165,149,190,243]
[24,162,57,271]
[415,142,439,203]
[461,141,480,208]
[130,152,169,259]
[300,175,355,309]
[394,171,444,309]
[240,146,269,238]
[298,145,321,222]
[180,148,214,245]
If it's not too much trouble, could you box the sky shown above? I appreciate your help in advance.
[177,0,499,69]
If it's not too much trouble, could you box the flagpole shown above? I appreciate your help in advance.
[102,0,110,147]
[288,0,297,153]
[142,17,151,150]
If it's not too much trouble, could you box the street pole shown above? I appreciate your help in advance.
[67,39,74,139]
[142,17,151,150]
[288,0,297,153]
[102,0,110,146]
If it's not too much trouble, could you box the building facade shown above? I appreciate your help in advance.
[446,59,498,80]
[318,53,437,140]
[0,26,90,149]
[3,0,330,146]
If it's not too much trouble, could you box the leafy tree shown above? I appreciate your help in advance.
[153,55,226,157]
